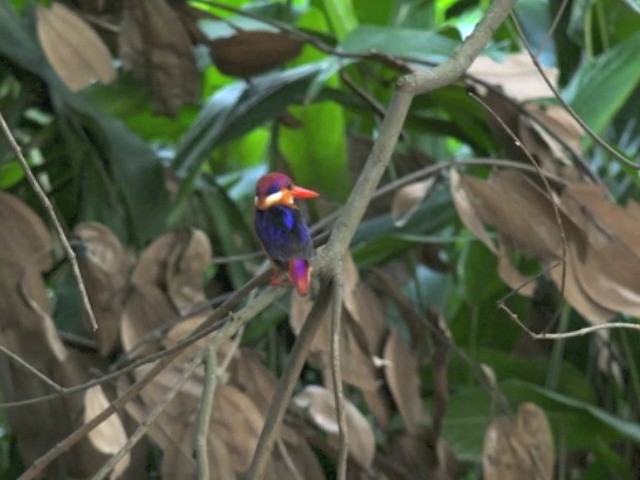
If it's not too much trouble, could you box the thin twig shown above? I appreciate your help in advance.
[319,0,517,270]
[0,114,98,331]
[18,283,285,479]
[0,345,63,393]
[247,282,334,479]
[330,266,348,480]
[510,13,640,169]
[89,347,209,480]
[195,343,218,480]
[470,91,568,331]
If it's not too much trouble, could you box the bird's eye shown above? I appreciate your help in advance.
[286,182,293,190]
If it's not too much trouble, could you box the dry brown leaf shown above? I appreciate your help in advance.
[559,184,640,316]
[84,386,130,477]
[349,282,387,354]
[74,222,133,355]
[209,31,304,78]
[0,191,52,271]
[271,433,326,480]
[450,169,497,254]
[383,329,424,434]
[547,249,614,323]
[119,0,200,115]
[293,385,375,469]
[468,52,558,101]
[227,348,276,415]
[391,178,437,227]
[120,283,176,355]
[36,3,115,91]
[165,229,212,314]
[131,231,175,288]
[522,104,584,180]
[211,384,265,473]
[483,402,554,480]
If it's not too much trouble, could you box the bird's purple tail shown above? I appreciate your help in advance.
[288,259,311,296]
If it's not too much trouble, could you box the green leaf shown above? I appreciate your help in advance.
[341,25,458,62]
[564,30,640,134]
[316,0,358,40]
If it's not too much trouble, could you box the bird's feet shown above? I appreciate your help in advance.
[269,271,287,287]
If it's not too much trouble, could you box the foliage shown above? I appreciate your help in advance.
[0,0,639,478]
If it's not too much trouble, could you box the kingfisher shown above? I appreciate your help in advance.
[254,172,319,296]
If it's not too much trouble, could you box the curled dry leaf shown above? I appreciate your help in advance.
[165,229,212,314]
[131,229,211,314]
[483,402,554,480]
[391,177,437,227]
[84,386,130,478]
[468,52,558,101]
[74,222,133,355]
[0,191,52,271]
[210,384,265,473]
[36,2,115,91]
[450,169,497,254]
[209,31,304,78]
[383,329,424,434]
[119,0,200,115]
[290,287,379,392]
[120,283,176,356]
[293,385,376,469]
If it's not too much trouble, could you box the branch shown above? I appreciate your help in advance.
[0,113,98,331]
[247,281,333,479]
[318,0,517,271]
[330,268,348,480]
[89,348,208,480]
[510,13,640,169]
[195,343,217,480]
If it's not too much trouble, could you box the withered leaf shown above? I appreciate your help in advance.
[209,31,304,78]
[165,229,212,314]
[293,385,375,469]
[36,3,115,91]
[483,402,554,480]
[119,0,200,115]
[84,386,130,477]
[383,329,424,434]
[391,177,437,227]
[0,191,52,271]
[468,52,558,101]
[120,283,176,356]
[450,169,497,254]
[210,384,265,473]
[74,222,132,355]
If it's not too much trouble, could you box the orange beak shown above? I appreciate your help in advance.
[290,186,320,199]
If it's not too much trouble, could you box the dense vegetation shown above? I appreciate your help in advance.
[0,0,639,478]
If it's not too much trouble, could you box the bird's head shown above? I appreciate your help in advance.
[255,172,319,210]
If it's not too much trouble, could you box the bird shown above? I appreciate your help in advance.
[254,172,319,296]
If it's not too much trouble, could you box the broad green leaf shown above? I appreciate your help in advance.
[341,25,458,62]
[0,161,24,188]
[352,187,455,266]
[353,0,393,25]
[445,379,640,461]
[564,31,640,134]
[0,3,170,244]
[280,8,348,200]
[171,63,332,222]
[316,0,358,40]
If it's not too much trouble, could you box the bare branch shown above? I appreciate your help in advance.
[510,13,640,169]
[0,113,98,330]
[247,282,334,479]
[89,348,208,480]
[330,267,348,480]
[195,343,217,480]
